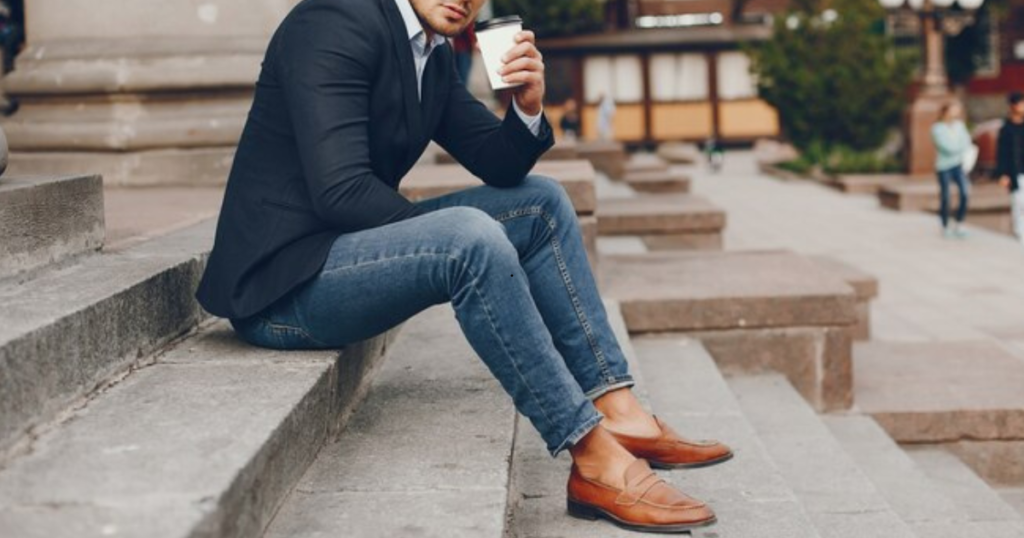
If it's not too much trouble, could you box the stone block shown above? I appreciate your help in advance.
[7,147,237,187]
[944,440,1024,487]
[830,174,910,195]
[642,233,722,251]
[600,251,858,332]
[600,251,858,411]
[656,142,700,164]
[622,169,691,193]
[622,153,669,176]
[401,160,597,215]
[0,321,397,538]
[0,221,213,456]
[0,174,104,280]
[436,139,578,164]
[575,140,627,179]
[597,194,725,236]
[856,341,1024,443]
[810,256,879,341]
[905,446,1024,525]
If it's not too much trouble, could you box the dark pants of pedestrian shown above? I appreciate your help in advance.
[936,165,970,228]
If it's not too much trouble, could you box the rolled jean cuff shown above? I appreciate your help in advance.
[551,411,604,458]
[583,375,636,401]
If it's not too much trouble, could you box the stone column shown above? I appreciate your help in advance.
[3,0,298,186]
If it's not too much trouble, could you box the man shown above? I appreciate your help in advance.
[197,0,732,532]
[997,91,1024,242]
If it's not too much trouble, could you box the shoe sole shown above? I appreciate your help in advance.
[567,498,717,534]
[647,451,735,470]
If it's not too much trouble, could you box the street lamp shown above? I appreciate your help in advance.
[878,0,985,174]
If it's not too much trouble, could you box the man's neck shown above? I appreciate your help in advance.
[1011,113,1024,125]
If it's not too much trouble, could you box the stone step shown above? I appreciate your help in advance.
[808,256,878,341]
[829,174,915,195]
[600,250,858,411]
[0,220,214,457]
[597,194,725,251]
[905,446,1024,534]
[575,140,627,179]
[879,180,1007,213]
[435,139,579,164]
[401,160,596,215]
[656,142,700,164]
[854,341,1024,443]
[0,174,104,281]
[621,169,691,194]
[622,153,669,176]
[0,320,397,538]
[264,305,515,538]
[630,337,821,538]
[824,415,1024,537]
[729,375,917,538]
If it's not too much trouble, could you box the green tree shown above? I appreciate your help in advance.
[748,0,913,153]
[491,0,604,39]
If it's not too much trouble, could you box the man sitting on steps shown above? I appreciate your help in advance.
[195,0,733,532]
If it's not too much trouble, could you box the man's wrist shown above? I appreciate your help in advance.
[512,99,543,138]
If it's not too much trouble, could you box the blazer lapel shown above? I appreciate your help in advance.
[379,0,425,162]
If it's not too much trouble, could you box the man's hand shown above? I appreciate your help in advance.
[1000,175,1011,189]
[499,30,545,116]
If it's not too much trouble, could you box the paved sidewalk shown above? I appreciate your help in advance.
[677,151,1024,360]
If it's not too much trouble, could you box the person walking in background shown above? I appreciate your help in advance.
[597,93,615,141]
[559,98,581,141]
[931,101,971,239]
[452,21,475,86]
[996,91,1024,243]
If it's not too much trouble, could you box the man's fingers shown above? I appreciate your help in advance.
[502,42,541,63]
[501,70,544,86]
[513,30,536,44]
[499,57,543,76]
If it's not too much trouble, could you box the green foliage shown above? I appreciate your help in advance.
[491,0,604,38]
[780,144,903,176]
[747,0,913,154]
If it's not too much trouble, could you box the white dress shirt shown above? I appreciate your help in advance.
[393,0,542,137]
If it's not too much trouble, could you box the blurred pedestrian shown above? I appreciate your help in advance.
[996,91,1024,243]
[597,93,615,141]
[559,98,581,141]
[452,21,475,86]
[931,101,971,239]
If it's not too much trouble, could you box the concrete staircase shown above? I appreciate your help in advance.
[257,301,1024,537]
[0,174,398,537]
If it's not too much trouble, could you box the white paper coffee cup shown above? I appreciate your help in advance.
[475,15,524,91]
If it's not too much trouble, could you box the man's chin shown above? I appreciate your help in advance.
[426,18,470,38]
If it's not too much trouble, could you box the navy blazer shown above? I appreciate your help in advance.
[196,0,554,319]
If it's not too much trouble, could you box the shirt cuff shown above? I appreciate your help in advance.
[513,99,543,138]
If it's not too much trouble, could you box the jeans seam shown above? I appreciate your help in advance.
[259,317,330,348]
[496,206,615,383]
[455,254,559,434]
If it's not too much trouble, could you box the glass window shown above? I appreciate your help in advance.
[650,53,708,101]
[717,51,757,100]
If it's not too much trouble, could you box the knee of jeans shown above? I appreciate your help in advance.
[522,175,574,216]
[440,207,517,260]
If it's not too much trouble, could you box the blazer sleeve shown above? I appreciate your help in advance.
[277,5,427,233]
[432,56,555,188]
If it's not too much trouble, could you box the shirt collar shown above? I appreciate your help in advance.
[394,0,447,54]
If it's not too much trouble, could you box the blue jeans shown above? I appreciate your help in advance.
[937,165,970,228]
[231,175,634,456]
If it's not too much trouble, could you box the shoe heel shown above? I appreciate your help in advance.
[566,499,599,521]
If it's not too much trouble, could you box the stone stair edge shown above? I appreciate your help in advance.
[727,373,917,537]
[0,218,216,458]
[0,319,400,538]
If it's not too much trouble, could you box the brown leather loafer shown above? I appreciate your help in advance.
[610,416,733,469]
[566,458,716,533]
